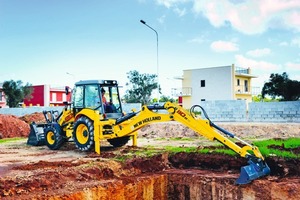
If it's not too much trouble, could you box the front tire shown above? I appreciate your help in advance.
[73,116,94,151]
[44,124,65,150]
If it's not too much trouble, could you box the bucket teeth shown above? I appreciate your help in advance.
[27,122,46,146]
[236,157,271,185]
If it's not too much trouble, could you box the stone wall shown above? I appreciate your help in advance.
[0,101,299,122]
[248,101,300,122]
[0,106,63,117]
[199,100,247,122]
[199,100,300,122]
[0,103,141,117]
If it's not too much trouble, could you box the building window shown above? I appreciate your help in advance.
[237,79,240,86]
[244,80,248,92]
[52,93,57,102]
[201,99,205,101]
[200,80,205,87]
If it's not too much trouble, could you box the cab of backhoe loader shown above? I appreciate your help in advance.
[71,80,123,118]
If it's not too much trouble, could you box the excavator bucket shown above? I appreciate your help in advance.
[27,122,46,146]
[236,157,271,184]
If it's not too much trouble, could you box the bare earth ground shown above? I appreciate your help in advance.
[0,113,300,199]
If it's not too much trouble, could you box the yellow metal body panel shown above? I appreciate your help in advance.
[56,101,264,161]
[113,102,264,160]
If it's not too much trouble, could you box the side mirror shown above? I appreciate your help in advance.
[65,86,70,95]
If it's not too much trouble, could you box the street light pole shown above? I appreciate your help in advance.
[140,19,159,103]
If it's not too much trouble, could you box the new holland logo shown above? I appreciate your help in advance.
[133,116,161,128]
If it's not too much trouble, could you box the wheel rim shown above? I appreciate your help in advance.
[76,124,89,144]
[47,131,55,145]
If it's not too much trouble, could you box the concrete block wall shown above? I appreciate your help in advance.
[0,104,141,117]
[0,101,299,122]
[248,101,300,122]
[199,100,247,122]
[0,106,63,117]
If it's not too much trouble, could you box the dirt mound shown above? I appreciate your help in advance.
[0,114,30,139]
[18,112,45,124]
[0,112,45,139]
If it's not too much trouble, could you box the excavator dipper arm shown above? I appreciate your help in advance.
[115,102,270,184]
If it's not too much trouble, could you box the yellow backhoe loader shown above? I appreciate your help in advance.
[27,79,270,184]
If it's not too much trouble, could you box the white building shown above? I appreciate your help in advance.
[172,64,258,108]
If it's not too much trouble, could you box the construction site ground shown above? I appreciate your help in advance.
[0,113,300,199]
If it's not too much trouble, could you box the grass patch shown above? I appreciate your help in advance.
[141,138,300,159]
[163,145,237,156]
[0,137,25,144]
[115,138,300,161]
[164,146,197,153]
[253,137,300,148]
[168,137,196,141]
[253,137,300,159]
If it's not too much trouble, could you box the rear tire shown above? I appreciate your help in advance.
[44,124,65,150]
[107,136,130,147]
[73,116,94,151]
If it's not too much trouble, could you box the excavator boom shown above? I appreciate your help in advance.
[113,102,270,184]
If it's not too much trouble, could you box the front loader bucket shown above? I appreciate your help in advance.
[27,122,46,146]
[236,157,270,184]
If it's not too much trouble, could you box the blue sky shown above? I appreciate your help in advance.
[1,0,300,97]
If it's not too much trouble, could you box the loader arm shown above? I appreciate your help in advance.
[114,101,270,184]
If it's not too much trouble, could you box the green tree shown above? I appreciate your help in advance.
[252,94,279,102]
[2,80,33,107]
[123,70,160,105]
[262,72,300,101]
[156,95,175,103]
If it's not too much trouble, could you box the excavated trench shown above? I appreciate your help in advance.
[1,114,300,199]
[1,148,300,200]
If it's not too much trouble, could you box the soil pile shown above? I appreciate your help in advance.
[0,115,30,139]
[18,112,45,124]
[0,112,45,139]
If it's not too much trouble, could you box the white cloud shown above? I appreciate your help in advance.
[279,41,289,46]
[187,36,205,44]
[210,40,239,52]
[192,0,300,34]
[246,48,271,58]
[174,7,187,17]
[235,54,282,87]
[158,15,166,24]
[156,0,190,7]
[156,0,190,17]
[291,74,300,81]
[235,54,280,71]
[291,37,300,48]
[285,62,300,71]
[285,11,300,32]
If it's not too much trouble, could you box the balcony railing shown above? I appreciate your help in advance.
[235,85,260,95]
[235,67,249,74]
[171,87,192,97]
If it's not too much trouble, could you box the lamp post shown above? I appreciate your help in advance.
[140,19,159,103]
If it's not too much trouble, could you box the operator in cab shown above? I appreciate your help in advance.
[101,88,113,113]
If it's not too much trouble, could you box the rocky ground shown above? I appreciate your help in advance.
[0,113,300,199]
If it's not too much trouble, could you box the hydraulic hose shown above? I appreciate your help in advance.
[190,105,235,138]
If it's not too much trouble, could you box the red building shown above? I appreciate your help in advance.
[0,83,7,108]
[24,85,71,106]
